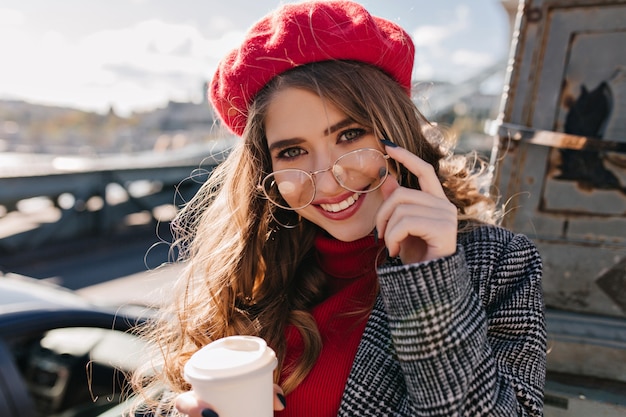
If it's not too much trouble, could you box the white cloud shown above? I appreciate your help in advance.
[411,5,468,59]
[206,15,237,34]
[454,4,471,29]
[0,16,246,115]
[0,7,24,26]
[451,50,497,69]
[413,62,435,81]
[410,4,496,82]
[413,25,453,48]
[82,20,206,62]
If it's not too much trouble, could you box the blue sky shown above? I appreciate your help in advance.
[0,0,512,116]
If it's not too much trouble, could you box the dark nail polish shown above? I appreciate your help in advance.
[380,138,398,148]
[201,409,219,417]
[373,227,378,244]
[277,393,286,407]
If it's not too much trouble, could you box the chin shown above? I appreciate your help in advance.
[326,226,373,242]
[301,207,377,242]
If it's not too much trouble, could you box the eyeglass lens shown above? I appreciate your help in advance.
[261,148,388,210]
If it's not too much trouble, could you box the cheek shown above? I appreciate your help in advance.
[379,172,400,199]
[365,190,386,215]
[277,181,309,208]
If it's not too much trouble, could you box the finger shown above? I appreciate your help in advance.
[383,143,447,199]
[374,170,400,238]
[380,199,457,255]
[379,187,453,219]
[376,186,453,238]
[175,391,215,417]
[384,212,457,261]
[379,168,400,199]
[274,384,286,411]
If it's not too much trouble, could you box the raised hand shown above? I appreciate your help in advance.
[376,142,457,264]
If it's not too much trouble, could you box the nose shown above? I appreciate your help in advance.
[309,151,341,196]
[312,165,341,196]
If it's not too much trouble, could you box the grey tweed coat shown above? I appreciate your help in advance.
[337,225,546,416]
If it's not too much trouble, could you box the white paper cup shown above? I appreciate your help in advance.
[183,335,278,417]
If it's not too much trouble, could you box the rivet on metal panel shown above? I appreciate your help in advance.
[526,7,542,23]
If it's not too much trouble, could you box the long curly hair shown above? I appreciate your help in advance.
[129,60,498,412]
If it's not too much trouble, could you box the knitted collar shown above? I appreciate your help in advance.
[314,231,385,280]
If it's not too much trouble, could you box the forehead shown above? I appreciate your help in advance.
[264,87,346,144]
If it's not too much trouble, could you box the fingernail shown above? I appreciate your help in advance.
[277,393,286,408]
[373,227,378,244]
[201,409,219,417]
[380,138,398,148]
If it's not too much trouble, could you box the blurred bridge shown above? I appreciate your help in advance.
[0,140,231,290]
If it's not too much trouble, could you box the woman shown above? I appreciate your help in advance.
[131,1,546,416]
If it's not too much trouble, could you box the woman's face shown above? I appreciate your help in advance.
[264,87,388,242]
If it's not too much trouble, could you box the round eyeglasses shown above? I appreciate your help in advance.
[259,148,391,210]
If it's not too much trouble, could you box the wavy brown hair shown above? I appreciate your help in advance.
[129,60,498,412]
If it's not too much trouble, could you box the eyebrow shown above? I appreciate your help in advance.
[268,138,305,154]
[324,117,355,136]
[267,118,356,154]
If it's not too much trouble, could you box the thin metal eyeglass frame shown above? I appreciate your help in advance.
[259,147,391,210]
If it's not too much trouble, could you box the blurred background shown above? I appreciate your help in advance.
[4,3,626,416]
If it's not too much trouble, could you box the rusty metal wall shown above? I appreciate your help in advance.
[495,0,626,319]
[492,0,626,411]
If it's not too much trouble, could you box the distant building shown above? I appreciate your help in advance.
[135,100,215,132]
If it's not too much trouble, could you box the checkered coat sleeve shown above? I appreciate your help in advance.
[338,225,546,416]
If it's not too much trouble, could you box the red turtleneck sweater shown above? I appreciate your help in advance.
[277,233,384,417]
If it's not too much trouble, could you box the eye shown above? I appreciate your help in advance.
[277,147,305,159]
[339,128,366,142]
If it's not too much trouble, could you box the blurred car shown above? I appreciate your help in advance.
[0,272,152,417]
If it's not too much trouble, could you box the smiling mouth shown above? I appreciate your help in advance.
[319,192,360,213]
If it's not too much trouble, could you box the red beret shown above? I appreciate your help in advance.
[209,0,415,136]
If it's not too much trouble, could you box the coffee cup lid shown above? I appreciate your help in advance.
[184,335,277,381]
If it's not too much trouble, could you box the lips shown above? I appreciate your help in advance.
[319,192,360,213]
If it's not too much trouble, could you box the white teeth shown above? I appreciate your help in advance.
[320,192,360,213]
